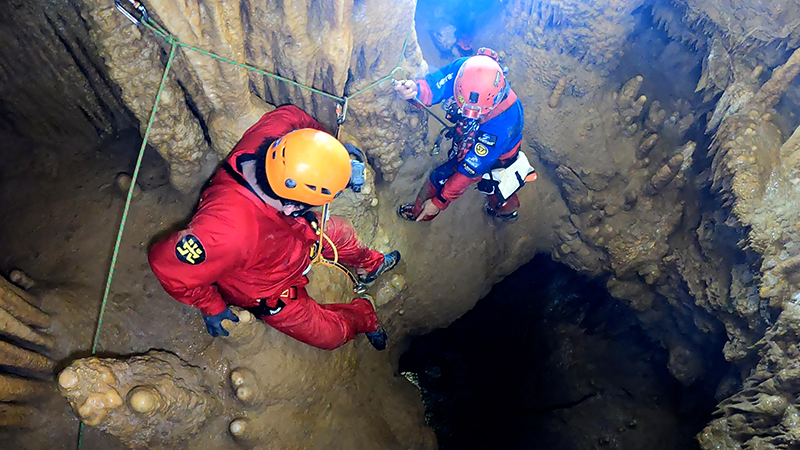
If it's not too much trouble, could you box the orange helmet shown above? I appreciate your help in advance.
[453,54,507,119]
[265,129,351,206]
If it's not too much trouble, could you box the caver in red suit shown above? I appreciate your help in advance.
[149,105,395,350]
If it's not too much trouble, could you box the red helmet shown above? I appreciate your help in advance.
[453,54,507,119]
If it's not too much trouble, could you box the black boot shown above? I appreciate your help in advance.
[354,250,401,293]
[397,204,416,221]
[485,204,519,223]
[361,294,387,351]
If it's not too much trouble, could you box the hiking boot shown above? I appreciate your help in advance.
[365,327,388,351]
[495,210,519,223]
[397,204,416,221]
[354,250,401,293]
[485,204,519,223]
[361,294,387,351]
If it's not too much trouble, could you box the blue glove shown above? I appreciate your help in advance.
[202,308,239,337]
[349,160,365,193]
[343,143,366,193]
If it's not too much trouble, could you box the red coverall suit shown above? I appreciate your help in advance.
[149,105,385,350]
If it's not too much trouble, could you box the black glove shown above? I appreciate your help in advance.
[202,308,239,337]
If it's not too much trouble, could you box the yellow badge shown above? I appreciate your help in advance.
[175,235,206,265]
[457,94,465,105]
[475,143,489,157]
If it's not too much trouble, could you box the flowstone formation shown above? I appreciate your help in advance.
[59,351,216,447]
[58,309,436,450]
[2,0,428,191]
[0,273,54,427]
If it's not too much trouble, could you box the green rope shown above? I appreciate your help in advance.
[140,18,414,102]
[77,38,178,450]
[142,20,344,102]
[348,25,414,100]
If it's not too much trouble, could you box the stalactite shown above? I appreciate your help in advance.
[751,47,800,111]
[230,367,262,405]
[616,76,643,109]
[645,154,684,195]
[548,77,567,108]
[636,134,659,160]
[0,341,55,373]
[0,277,50,329]
[8,270,35,290]
[0,375,49,402]
[229,417,259,444]
[0,308,54,349]
[645,101,666,132]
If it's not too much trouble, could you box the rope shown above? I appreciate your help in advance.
[141,18,415,103]
[77,38,178,449]
[347,29,413,100]
[309,204,361,288]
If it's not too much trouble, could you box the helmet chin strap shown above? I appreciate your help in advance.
[496,77,511,107]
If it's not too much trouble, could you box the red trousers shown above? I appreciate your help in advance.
[259,215,384,350]
[411,180,520,221]
[263,290,377,350]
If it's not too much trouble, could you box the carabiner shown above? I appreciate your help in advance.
[336,98,349,126]
[115,0,149,25]
[431,126,452,156]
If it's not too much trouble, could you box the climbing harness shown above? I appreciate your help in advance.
[307,214,361,289]
[78,3,414,448]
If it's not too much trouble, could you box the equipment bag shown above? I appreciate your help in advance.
[476,150,537,203]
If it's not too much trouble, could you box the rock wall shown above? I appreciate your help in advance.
[2,0,800,448]
[697,47,800,449]
[489,1,800,447]
[0,0,132,144]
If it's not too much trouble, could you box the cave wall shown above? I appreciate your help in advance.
[2,0,800,448]
[0,0,132,143]
[487,0,800,447]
